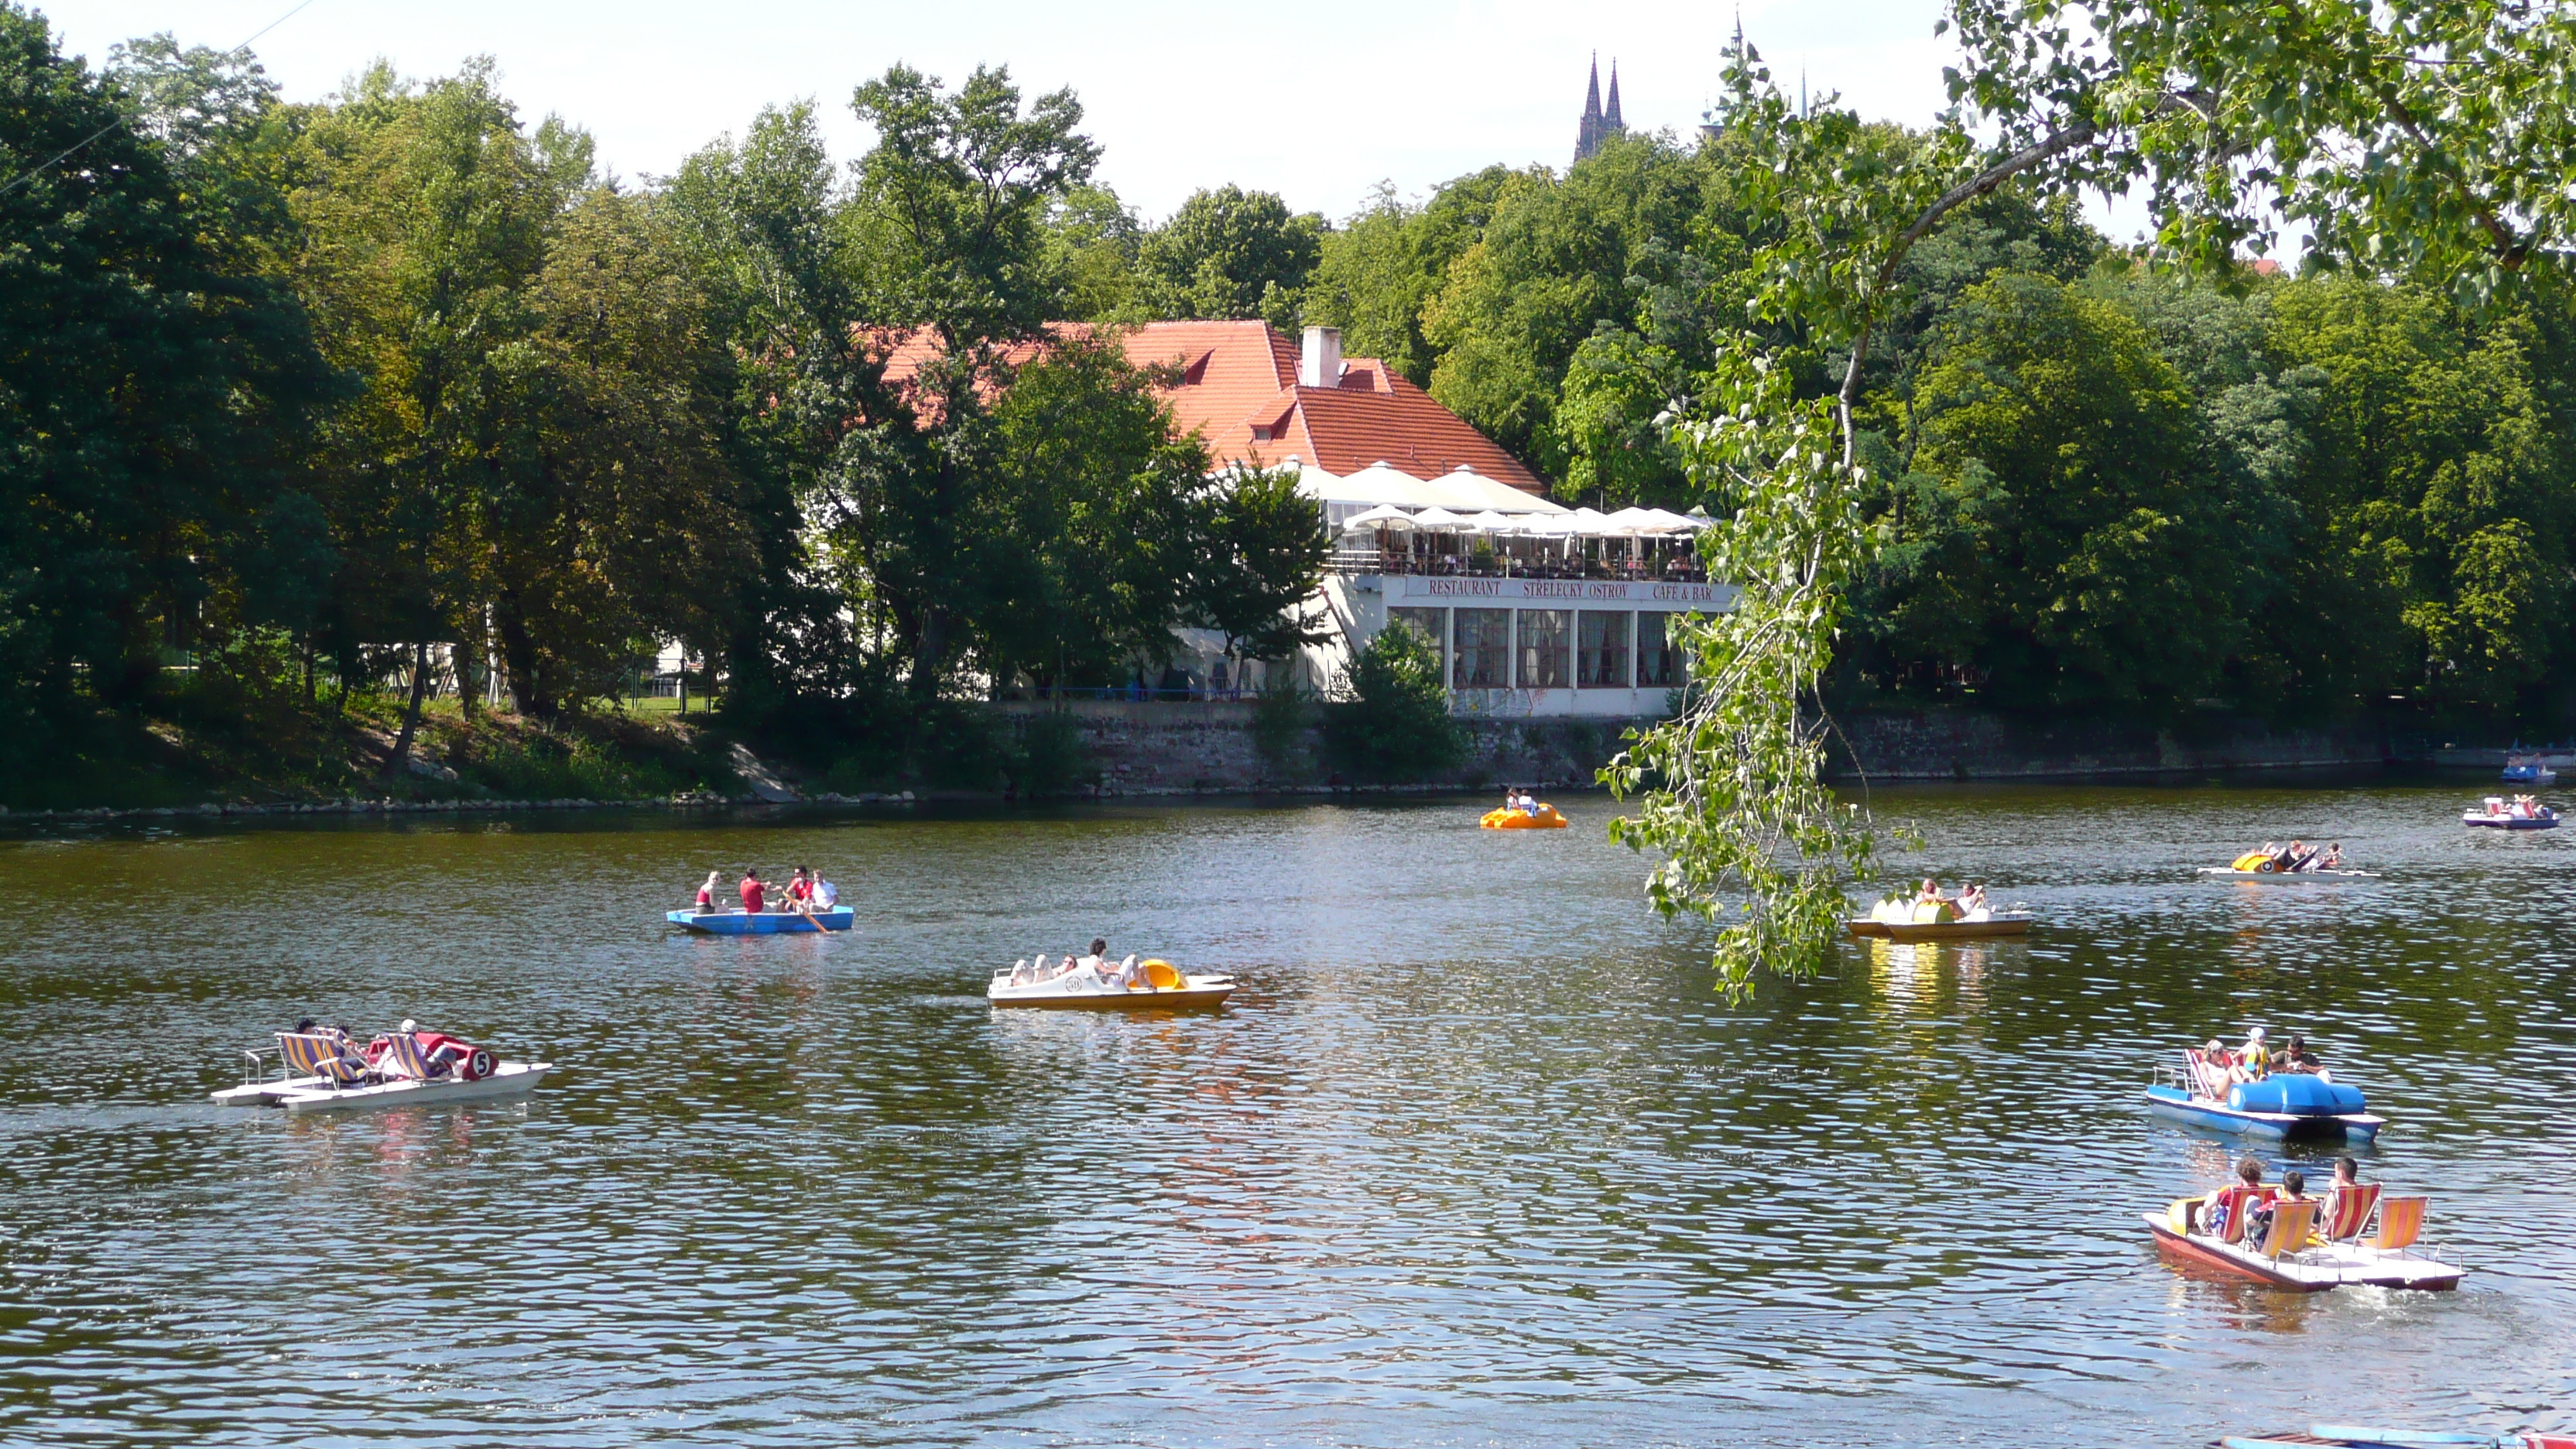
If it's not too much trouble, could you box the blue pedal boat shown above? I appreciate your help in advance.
[2146,1050,2383,1141]
[666,908,853,934]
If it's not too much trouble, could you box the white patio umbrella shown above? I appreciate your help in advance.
[1565,507,1625,537]
[1464,509,1517,533]
[1341,503,1416,532]
[1636,507,1704,533]
[1410,506,1472,531]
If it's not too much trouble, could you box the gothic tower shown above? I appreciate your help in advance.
[1574,56,1625,165]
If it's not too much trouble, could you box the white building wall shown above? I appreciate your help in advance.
[1329,573,1739,718]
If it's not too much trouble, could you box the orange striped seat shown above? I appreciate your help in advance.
[2321,1183,2382,1243]
[381,1033,443,1081]
[2256,1198,2318,1260]
[2371,1195,2428,1252]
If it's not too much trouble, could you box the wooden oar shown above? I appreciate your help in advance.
[791,896,828,933]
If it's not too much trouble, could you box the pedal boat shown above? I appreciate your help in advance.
[2197,866,2379,882]
[2464,797,2558,830]
[1845,912,2031,941]
[988,957,1237,1010]
[2146,1051,2383,1141]
[2222,1427,2576,1449]
[1481,803,1567,829]
[666,906,854,933]
[2147,1184,2461,1291]
[213,1036,552,1114]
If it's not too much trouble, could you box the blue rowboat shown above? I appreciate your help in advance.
[666,908,853,934]
[2146,1051,2384,1142]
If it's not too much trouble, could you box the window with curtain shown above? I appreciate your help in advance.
[1637,611,1684,687]
[1577,611,1631,687]
[1388,608,1446,677]
[1453,609,1510,688]
[1518,609,1571,689]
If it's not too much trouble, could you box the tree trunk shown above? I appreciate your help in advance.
[495,601,552,718]
[380,640,432,781]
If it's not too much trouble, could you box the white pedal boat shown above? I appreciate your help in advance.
[988,957,1236,1010]
[2146,1187,2462,1291]
[213,1033,552,1113]
[217,1064,553,1113]
[2197,867,2379,883]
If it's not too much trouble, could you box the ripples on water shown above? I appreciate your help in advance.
[1,782,2571,1445]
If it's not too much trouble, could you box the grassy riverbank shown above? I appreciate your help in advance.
[2,692,743,813]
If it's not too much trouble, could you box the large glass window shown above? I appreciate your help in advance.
[1637,611,1686,687]
[1453,609,1510,688]
[1518,609,1571,689]
[1387,608,1445,677]
[1577,611,1631,688]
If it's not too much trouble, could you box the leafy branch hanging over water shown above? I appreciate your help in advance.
[1611,0,2576,1001]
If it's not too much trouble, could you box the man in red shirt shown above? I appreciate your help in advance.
[738,868,766,913]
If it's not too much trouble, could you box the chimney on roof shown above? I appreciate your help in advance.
[1300,326,1343,389]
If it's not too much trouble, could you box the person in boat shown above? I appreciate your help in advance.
[738,868,766,914]
[694,871,721,916]
[2204,1157,2264,1238]
[2249,1168,2309,1252]
[2275,1034,2322,1074]
[1955,883,1991,921]
[2320,1156,2364,1233]
[813,872,839,909]
[784,868,814,909]
[389,1017,473,1078]
[1910,878,1955,923]
[2317,843,2344,871]
[2228,1026,2270,1083]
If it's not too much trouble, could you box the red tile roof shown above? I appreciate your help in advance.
[879,320,1546,494]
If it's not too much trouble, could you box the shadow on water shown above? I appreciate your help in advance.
[0,780,2568,1445]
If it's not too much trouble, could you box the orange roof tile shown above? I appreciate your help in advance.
[879,320,1547,494]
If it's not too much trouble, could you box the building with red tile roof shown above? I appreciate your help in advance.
[880,320,1547,495]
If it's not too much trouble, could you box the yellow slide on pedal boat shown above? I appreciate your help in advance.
[1481,803,1567,829]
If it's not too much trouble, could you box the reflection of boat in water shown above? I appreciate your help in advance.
[2146,1048,2382,1141]
[987,957,1237,1010]
[213,1031,552,1114]
[1480,804,1567,830]
[2148,1180,2462,1291]
[2464,796,2558,830]
[666,907,855,933]
[1845,914,2030,941]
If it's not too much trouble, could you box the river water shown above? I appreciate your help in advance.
[2,783,2570,1447]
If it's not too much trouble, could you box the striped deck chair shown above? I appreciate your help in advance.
[2185,1049,2232,1098]
[276,1033,371,1090]
[2319,1183,2383,1245]
[2369,1195,2428,1252]
[2255,1198,2319,1260]
[2205,1184,2269,1243]
[380,1032,448,1081]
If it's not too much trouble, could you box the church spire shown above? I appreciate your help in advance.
[1605,60,1624,131]
[1575,53,1605,164]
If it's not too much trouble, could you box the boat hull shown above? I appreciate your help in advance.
[2145,1084,2382,1142]
[1845,916,2031,941]
[1480,808,1567,830]
[2197,868,2379,883]
[2145,1213,2461,1291]
[271,1063,552,1114]
[666,908,854,933]
[211,1074,333,1107]
[988,975,1237,1010]
[2464,814,2557,830]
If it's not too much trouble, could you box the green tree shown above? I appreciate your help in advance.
[1325,622,1461,782]
[0,5,335,756]
[1046,183,1145,321]
[1136,183,1324,329]
[1187,464,1331,665]
[1306,168,1511,386]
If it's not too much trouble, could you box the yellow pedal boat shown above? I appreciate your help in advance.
[1481,804,1567,829]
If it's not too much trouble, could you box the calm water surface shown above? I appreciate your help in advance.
[2,783,2571,1447]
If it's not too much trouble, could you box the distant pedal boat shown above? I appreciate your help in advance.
[666,906,854,933]
[988,957,1237,1010]
[1844,913,2032,941]
[2197,867,2378,882]
[212,1032,551,1114]
[2464,797,2557,829]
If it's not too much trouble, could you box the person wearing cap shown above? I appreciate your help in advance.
[2228,1026,2271,1084]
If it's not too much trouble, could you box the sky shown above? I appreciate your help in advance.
[33,0,1983,226]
